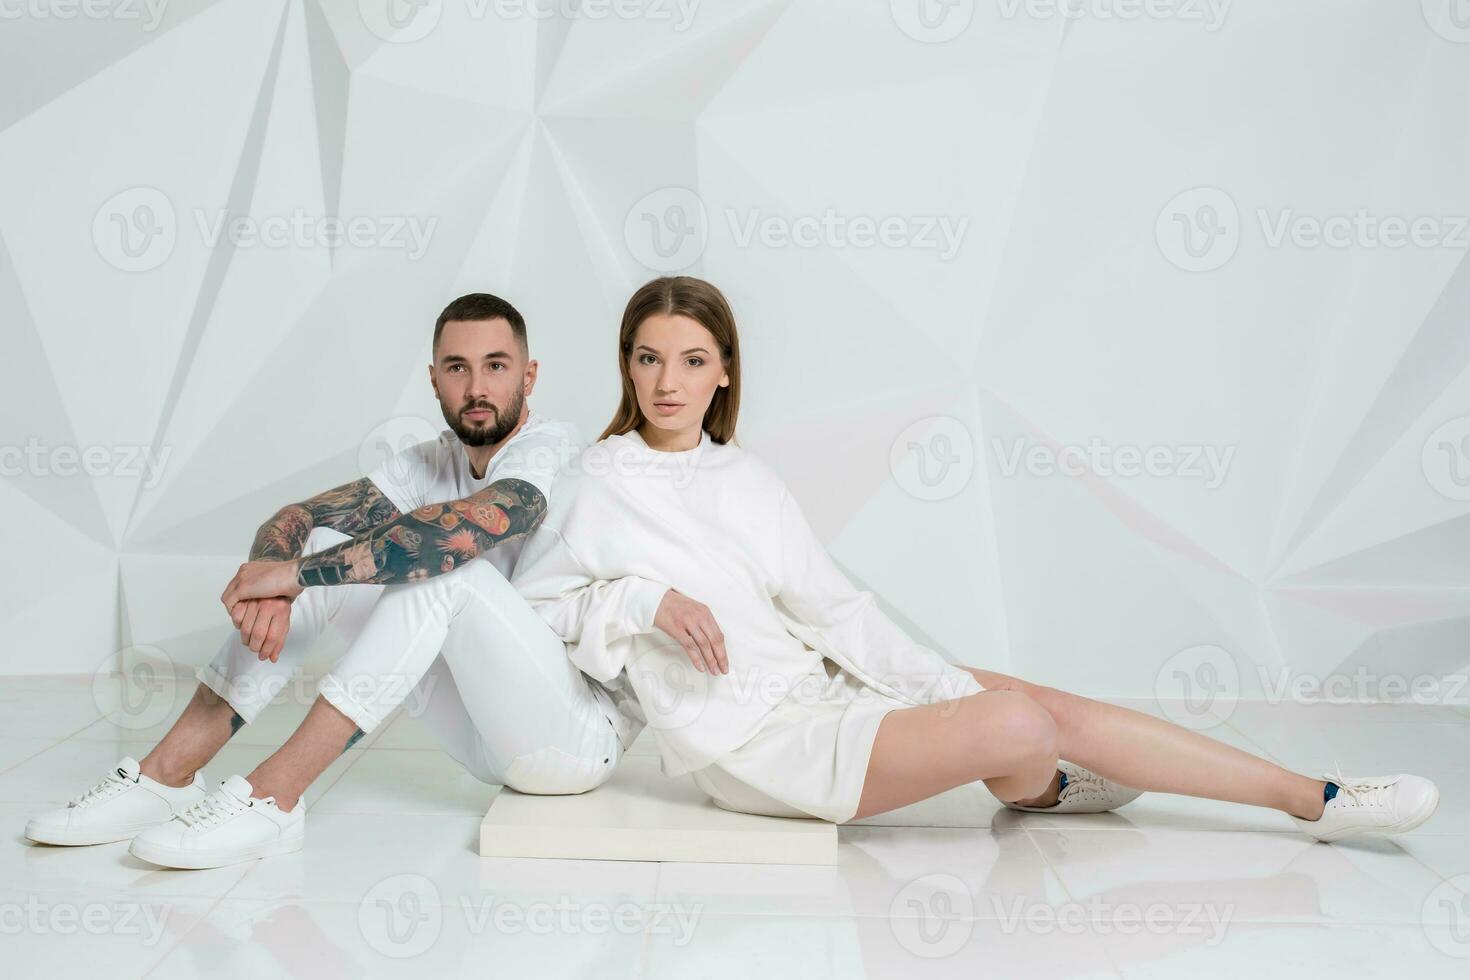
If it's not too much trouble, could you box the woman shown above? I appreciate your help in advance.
[509,276,1439,841]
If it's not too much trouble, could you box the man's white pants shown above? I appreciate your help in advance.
[196,527,622,795]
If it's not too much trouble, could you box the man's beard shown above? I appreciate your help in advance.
[443,386,525,447]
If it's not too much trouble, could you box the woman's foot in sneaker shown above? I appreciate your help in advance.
[1290,767,1439,842]
[25,757,207,846]
[129,774,304,870]
[1005,760,1144,814]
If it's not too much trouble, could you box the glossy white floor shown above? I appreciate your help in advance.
[4,673,1469,978]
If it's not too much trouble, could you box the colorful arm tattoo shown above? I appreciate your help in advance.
[251,478,404,561]
[294,478,547,587]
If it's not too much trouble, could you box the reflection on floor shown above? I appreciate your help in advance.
[4,674,1468,978]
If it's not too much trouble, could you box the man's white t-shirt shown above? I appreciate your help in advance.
[364,411,584,581]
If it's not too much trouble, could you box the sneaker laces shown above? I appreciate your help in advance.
[69,771,131,808]
[1322,762,1396,811]
[1058,766,1112,804]
[178,788,250,831]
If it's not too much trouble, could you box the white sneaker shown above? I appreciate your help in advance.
[25,757,207,846]
[129,774,304,869]
[1290,766,1440,842]
[1005,760,1144,814]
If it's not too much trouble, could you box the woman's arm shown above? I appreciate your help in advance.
[511,525,670,682]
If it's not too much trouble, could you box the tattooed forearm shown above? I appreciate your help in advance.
[295,478,547,587]
[344,728,364,753]
[251,478,403,561]
[229,710,245,737]
[251,505,314,561]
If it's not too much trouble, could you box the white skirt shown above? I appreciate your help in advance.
[686,658,931,823]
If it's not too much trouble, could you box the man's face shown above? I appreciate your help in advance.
[430,317,534,447]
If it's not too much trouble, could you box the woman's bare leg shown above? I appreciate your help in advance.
[852,689,1060,820]
[965,668,1328,821]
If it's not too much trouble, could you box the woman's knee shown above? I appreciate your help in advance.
[981,689,1059,767]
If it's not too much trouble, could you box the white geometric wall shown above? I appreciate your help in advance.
[1,0,1467,708]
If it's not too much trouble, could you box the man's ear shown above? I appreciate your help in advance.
[523,358,538,394]
[427,362,438,396]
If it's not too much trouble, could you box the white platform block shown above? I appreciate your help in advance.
[479,753,838,865]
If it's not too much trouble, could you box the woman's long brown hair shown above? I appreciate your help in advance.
[599,276,741,444]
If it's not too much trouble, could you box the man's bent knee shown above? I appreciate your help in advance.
[501,745,617,796]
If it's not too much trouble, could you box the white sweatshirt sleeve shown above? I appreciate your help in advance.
[772,486,982,704]
[512,525,670,683]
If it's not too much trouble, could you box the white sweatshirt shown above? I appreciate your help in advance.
[510,427,982,776]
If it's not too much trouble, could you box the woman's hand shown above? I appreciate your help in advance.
[653,589,728,675]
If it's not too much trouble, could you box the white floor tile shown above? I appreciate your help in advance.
[147,895,649,979]
[1027,825,1459,926]
[310,748,498,817]
[640,912,1122,979]
[0,886,216,978]
[655,824,1067,920]
[481,754,837,864]
[1102,921,1470,979]
[0,736,66,775]
[0,674,122,739]
[222,811,660,910]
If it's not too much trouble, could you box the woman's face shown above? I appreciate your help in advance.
[628,313,729,436]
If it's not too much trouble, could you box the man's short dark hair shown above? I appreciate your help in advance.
[433,293,528,356]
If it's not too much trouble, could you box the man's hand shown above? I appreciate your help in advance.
[222,558,306,612]
[232,596,294,662]
[653,589,728,675]
[222,560,305,662]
